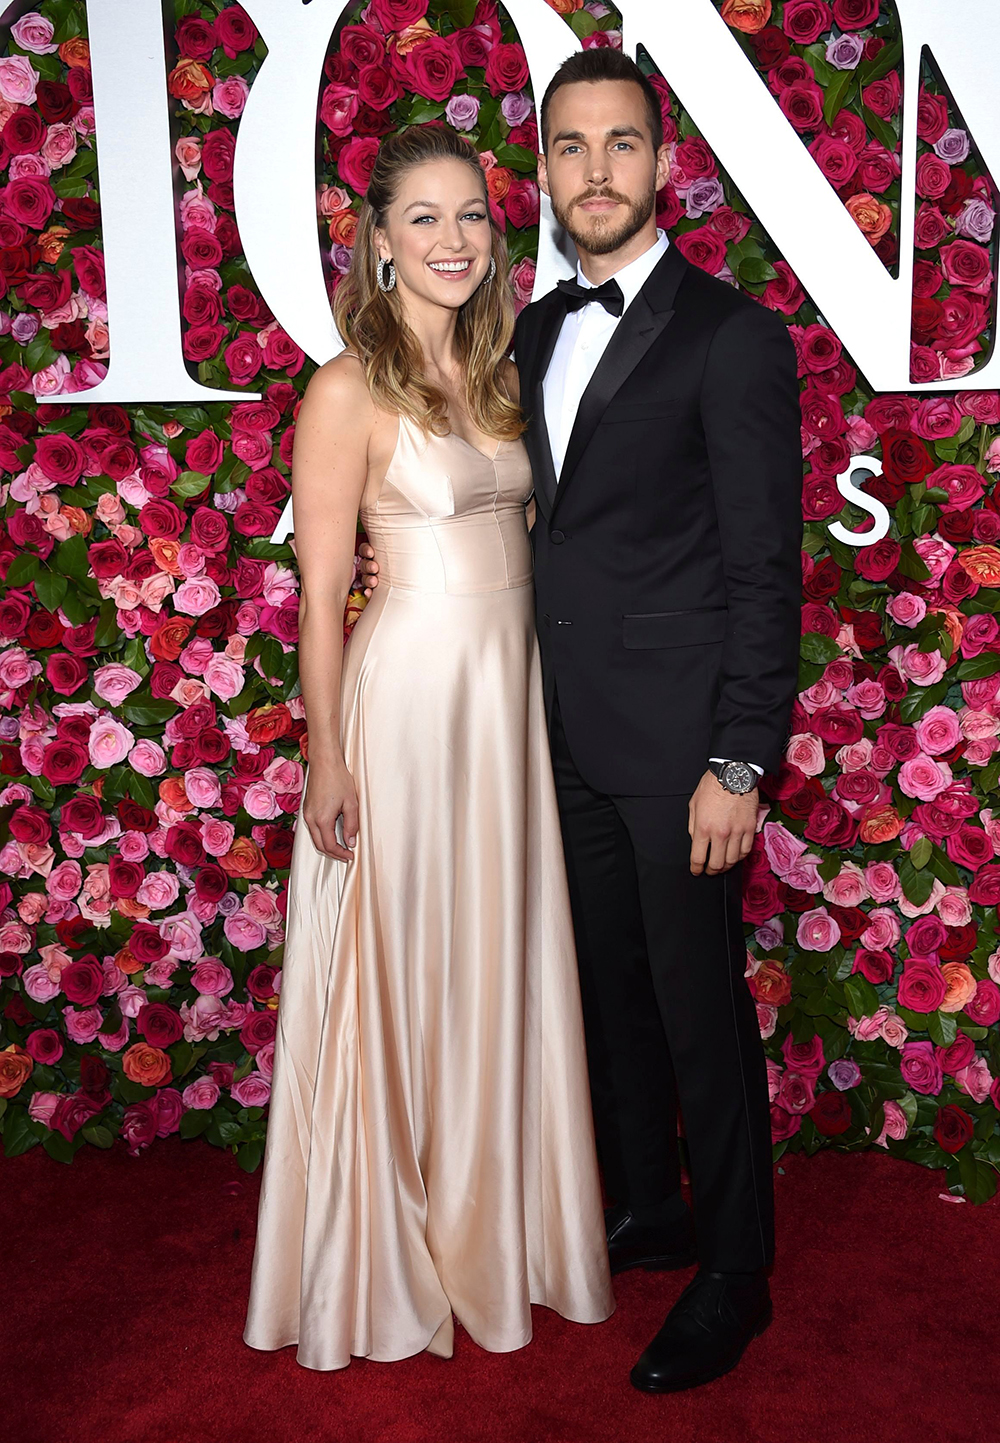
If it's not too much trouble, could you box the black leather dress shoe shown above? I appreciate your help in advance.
[630,1269,772,1393]
[605,1203,697,1275]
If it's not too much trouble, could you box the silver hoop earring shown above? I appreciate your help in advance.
[486,256,496,283]
[377,258,396,293]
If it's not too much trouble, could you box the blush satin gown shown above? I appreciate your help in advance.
[242,412,614,1370]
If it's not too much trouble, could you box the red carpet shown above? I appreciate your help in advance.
[3,1140,996,1443]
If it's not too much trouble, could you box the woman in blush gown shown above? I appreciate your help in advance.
[242,125,613,1371]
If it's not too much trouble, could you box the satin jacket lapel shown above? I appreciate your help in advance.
[524,292,566,518]
[552,244,687,517]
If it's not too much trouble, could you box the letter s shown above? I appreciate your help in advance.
[828,455,892,547]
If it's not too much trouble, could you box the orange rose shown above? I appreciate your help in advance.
[486,166,514,203]
[122,1042,172,1087]
[220,835,267,879]
[328,209,359,247]
[860,804,903,845]
[958,545,1000,587]
[754,960,792,1007]
[159,776,194,813]
[150,616,194,662]
[168,58,214,103]
[940,962,977,1014]
[0,1043,33,1099]
[246,703,292,745]
[846,193,893,244]
[720,0,772,33]
[115,898,150,922]
[394,19,434,55]
[547,0,584,12]
[39,224,71,264]
[61,505,92,537]
[115,945,146,976]
[926,605,964,661]
[58,37,90,67]
[150,537,183,576]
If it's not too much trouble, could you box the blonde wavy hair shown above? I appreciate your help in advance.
[332,125,525,442]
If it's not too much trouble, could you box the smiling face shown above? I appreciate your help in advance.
[538,79,670,260]
[373,157,494,312]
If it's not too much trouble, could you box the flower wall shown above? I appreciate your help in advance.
[0,0,998,1202]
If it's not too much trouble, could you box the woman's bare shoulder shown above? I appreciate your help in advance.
[304,350,371,408]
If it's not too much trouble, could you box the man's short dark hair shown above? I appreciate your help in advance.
[540,49,664,155]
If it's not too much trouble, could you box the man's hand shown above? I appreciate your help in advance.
[358,542,380,597]
[688,770,758,876]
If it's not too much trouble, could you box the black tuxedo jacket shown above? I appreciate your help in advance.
[514,243,803,797]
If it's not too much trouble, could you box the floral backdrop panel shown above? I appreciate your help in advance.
[0,0,998,1204]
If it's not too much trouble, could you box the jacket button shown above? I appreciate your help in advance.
[551,529,565,544]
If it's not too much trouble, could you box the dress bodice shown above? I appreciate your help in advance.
[360,413,533,595]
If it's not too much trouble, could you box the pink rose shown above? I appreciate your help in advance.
[889,643,947,687]
[184,767,222,810]
[897,959,947,1013]
[231,1072,271,1107]
[63,1005,104,1045]
[898,753,952,802]
[861,905,900,948]
[11,14,58,53]
[880,1011,909,1049]
[46,859,82,902]
[223,912,267,952]
[900,1040,943,1095]
[136,871,181,911]
[796,907,841,952]
[92,663,143,706]
[0,54,39,104]
[762,821,808,879]
[777,1070,816,1114]
[886,592,927,628]
[22,962,61,1003]
[213,76,249,119]
[875,1100,909,1146]
[823,861,869,908]
[912,536,955,585]
[203,654,244,701]
[190,958,234,997]
[785,732,825,776]
[200,817,236,856]
[129,739,166,777]
[88,717,135,769]
[338,135,380,195]
[174,577,222,617]
[955,1058,993,1104]
[915,706,962,756]
[182,1077,221,1109]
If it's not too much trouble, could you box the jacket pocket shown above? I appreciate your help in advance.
[622,606,728,650]
[601,400,682,424]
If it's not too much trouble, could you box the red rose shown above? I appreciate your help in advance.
[946,824,993,871]
[59,794,105,838]
[184,322,227,363]
[933,1104,974,1155]
[9,805,51,845]
[42,739,88,786]
[80,1054,110,1097]
[917,89,949,144]
[340,24,384,68]
[3,105,45,155]
[854,537,900,582]
[357,63,402,111]
[247,964,279,1001]
[881,428,933,488]
[61,957,105,1007]
[403,35,462,103]
[233,501,280,536]
[117,799,158,833]
[675,227,727,274]
[224,333,264,386]
[185,428,225,475]
[939,924,977,961]
[853,948,894,985]
[202,128,235,182]
[175,15,217,61]
[34,431,85,485]
[914,204,949,250]
[128,923,169,963]
[138,499,185,540]
[810,703,864,748]
[164,821,206,868]
[832,0,879,26]
[781,1,833,46]
[215,4,258,57]
[137,1002,184,1048]
[810,1091,853,1137]
[742,873,785,924]
[505,177,539,230]
[194,863,229,902]
[72,243,105,299]
[122,1101,159,1157]
[108,854,144,899]
[263,826,294,868]
[19,268,72,311]
[751,26,790,66]
[50,1093,103,1141]
[770,1104,802,1143]
[369,0,429,30]
[240,1009,277,1054]
[45,653,89,696]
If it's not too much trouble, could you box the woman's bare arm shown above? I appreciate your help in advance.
[292,356,373,861]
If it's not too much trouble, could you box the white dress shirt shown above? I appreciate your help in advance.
[539,229,762,781]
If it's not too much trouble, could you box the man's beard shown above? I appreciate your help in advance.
[551,183,657,257]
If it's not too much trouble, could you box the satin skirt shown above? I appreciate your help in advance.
[242,576,614,1370]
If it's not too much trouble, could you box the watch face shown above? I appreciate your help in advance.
[722,761,756,794]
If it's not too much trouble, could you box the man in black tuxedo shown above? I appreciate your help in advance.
[515,49,802,1392]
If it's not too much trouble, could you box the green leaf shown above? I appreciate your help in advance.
[237,1138,265,1173]
[171,469,212,500]
[33,570,69,613]
[54,532,90,582]
[172,406,211,431]
[42,1129,79,1164]
[180,1108,214,1139]
[94,596,121,648]
[121,698,178,726]
[844,974,879,1019]
[860,37,902,85]
[861,104,899,156]
[127,771,156,810]
[2,1107,41,1158]
[818,854,842,883]
[927,1011,957,1048]
[81,1124,115,1149]
[4,553,39,588]
[898,678,950,724]
[958,1149,998,1204]
[897,542,932,582]
[910,835,933,871]
[493,143,538,174]
[736,256,778,287]
[957,654,1000,680]
[800,631,842,665]
[823,67,857,128]
[898,856,937,907]
[406,96,447,125]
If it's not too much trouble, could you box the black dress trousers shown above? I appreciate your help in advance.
[548,691,775,1275]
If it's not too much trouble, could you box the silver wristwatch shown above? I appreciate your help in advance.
[708,759,758,795]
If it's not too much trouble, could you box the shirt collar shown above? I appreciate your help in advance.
[576,228,670,312]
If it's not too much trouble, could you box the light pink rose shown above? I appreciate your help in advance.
[255,1040,275,1080]
[170,678,210,709]
[937,886,972,927]
[912,535,955,585]
[798,678,841,713]
[785,733,825,776]
[915,705,962,755]
[128,739,166,777]
[11,13,58,53]
[0,646,42,688]
[897,753,952,801]
[231,1071,271,1107]
[845,414,878,453]
[784,857,824,893]
[175,135,202,181]
[0,54,39,103]
[17,892,47,925]
[875,1100,909,1146]
[243,884,281,926]
[190,958,234,997]
[848,1008,886,1043]
[861,906,901,951]
[988,949,1000,984]
[46,858,82,901]
[28,1091,60,1125]
[262,757,304,793]
[846,680,887,719]
[136,870,181,911]
[22,962,60,1002]
[766,1059,782,1103]
[203,654,245,701]
[223,912,267,952]
[886,592,927,627]
[955,1058,993,1104]
[889,643,947,687]
[822,861,869,908]
[118,831,150,863]
[880,1012,909,1049]
[0,920,32,953]
[243,781,280,820]
[796,907,842,952]
[200,817,236,856]
[965,738,999,765]
[158,914,203,961]
[961,708,1000,742]
[88,716,135,769]
[41,122,77,169]
[762,821,808,879]
[836,738,874,773]
[757,1002,777,1039]
[92,663,143,706]
[182,1077,220,1109]
[179,634,215,677]
[184,767,222,810]
[180,994,227,1043]
[173,577,222,617]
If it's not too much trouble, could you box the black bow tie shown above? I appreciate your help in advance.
[556,276,625,318]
